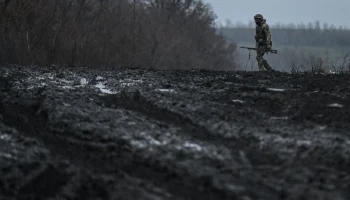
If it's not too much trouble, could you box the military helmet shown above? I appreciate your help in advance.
[254,14,264,19]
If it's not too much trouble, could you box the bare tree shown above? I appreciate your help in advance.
[330,54,350,74]
[0,0,237,70]
[306,54,325,74]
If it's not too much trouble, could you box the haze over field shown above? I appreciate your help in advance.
[203,0,350,28]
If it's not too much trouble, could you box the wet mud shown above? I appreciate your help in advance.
[0,65,350,200]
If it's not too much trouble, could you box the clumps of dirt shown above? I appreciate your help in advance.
[0,65,350,200]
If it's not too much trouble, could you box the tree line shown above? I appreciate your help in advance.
[0,0,237,70]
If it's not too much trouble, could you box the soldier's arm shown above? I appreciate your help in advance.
[263,24,272,45]
[254,35,258,47]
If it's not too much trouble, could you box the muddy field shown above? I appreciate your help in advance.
[0,65,350,200]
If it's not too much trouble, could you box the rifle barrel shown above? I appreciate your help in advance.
[240,46,277,54]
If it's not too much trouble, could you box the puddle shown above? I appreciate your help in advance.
[266,88,285,92]
[183,142,202,151]
[328,103,343,108]
[156,89,176,93]
[232,99,245,103]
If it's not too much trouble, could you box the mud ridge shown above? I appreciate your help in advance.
[99,89,290,168]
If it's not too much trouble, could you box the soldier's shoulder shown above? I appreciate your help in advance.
[262,23,270,31]
[262,23,269,28]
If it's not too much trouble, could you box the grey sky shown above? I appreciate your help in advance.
[203,0,350,28]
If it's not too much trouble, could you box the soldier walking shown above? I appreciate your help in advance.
[254,14,273,72]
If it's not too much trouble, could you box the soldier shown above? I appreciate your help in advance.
[254,14,273,72]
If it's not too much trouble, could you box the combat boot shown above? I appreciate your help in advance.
[258,65,267,71]
[263,60,273,72]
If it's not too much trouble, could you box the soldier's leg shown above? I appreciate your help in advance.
[263,60,273,72]
[256,48,266,71]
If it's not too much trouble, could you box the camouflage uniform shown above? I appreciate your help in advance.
[254,14,273,72]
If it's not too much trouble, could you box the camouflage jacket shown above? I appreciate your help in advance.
[255,20,272,46]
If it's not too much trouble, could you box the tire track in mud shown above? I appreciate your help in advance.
[100,92,241,147]
[99,89,286,167]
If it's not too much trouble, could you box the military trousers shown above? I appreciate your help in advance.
[256,45,273,72]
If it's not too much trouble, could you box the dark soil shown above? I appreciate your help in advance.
[0,65,350,200]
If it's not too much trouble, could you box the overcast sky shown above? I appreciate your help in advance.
[203,0,350,28]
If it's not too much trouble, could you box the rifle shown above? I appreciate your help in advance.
[240,46,277,59]
[240,46,278,71]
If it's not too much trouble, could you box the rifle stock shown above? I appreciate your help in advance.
[240,46,277,54]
